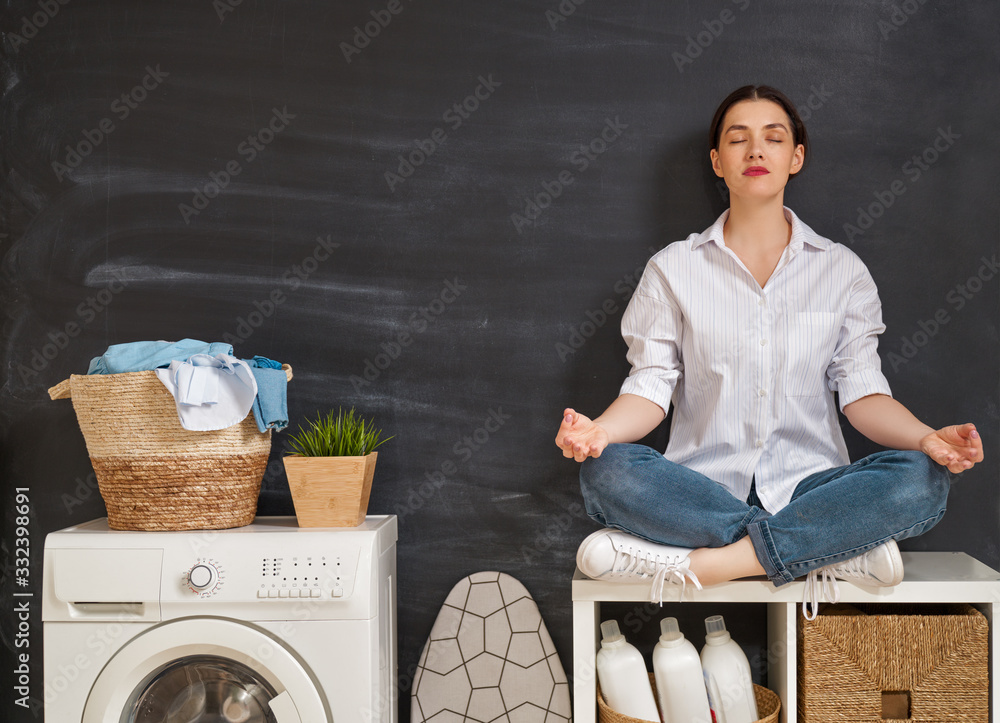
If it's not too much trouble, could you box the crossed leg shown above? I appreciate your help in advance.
[579,444,951,587]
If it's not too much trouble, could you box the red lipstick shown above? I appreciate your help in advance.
[743,166,769,176]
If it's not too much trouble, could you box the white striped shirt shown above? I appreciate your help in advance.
[620,208,892,512]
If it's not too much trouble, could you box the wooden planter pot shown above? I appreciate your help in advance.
[283,452,377,527]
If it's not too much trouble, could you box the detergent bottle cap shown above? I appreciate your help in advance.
[658,617,684,647]
[704,614,732,644]
[600,620,625,648]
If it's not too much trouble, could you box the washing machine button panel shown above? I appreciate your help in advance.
[256,587,324,599]
[256,549,359,600]
[167,541,361,603]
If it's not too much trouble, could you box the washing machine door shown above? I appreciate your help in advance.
[82,618,329,723]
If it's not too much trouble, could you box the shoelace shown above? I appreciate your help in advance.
[612,547,703,604]
[802,567,842,621]
[802,549,896,619]
[825,553,872,581]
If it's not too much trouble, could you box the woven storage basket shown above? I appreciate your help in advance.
[48,365,292,531]
[798,603,988,722]
[597,673,779,723]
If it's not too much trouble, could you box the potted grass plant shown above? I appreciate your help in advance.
[282,408,392,527]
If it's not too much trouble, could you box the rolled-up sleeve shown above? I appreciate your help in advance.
[618,266,684,413]
[827,265,893,410]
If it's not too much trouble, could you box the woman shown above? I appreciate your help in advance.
[555,85,982,617]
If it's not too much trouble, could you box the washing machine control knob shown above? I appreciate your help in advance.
[188,562,219,592]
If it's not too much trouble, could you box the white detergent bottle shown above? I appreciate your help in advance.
[652,617,713,723]
[700,615,758,723]
[595,620,661,722]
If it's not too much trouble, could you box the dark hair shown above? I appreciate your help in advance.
[709,85,808,171]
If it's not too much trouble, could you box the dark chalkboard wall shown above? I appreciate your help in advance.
[2,0,998,719]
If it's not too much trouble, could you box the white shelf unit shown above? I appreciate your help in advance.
[572,552,1000,723]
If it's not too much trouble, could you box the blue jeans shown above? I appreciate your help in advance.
[579,444,952,586]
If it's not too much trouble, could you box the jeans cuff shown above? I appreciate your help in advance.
[746,520,795,586]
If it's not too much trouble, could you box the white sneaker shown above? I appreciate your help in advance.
[576,529,702,604]
[802,540,904,620]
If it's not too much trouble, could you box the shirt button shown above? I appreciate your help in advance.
[758,389,767,397]
[758,298,766,307]
[759,339,768,346]
[755,440,764,448]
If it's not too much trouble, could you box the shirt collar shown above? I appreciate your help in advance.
[692,207,832,251]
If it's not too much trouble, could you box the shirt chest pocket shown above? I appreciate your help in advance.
[784,312,840,397]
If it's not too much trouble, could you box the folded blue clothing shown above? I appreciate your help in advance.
[249,355,282,370]
[88,339,233,375]
[248,365,288,433]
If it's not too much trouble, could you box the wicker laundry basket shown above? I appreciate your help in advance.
[597,673,779,723]
[49,365,291,531]
[798,603,989,722]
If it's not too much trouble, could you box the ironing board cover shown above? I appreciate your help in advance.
[411,571,572,722]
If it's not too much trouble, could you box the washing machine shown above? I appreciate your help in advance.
[43,515,397,722]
